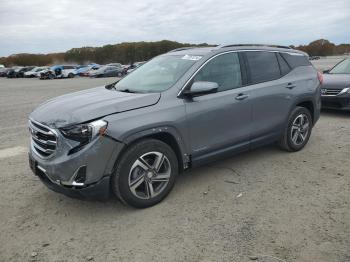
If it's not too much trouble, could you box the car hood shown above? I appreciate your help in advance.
[322,74,350,89]
[30,86,161,128]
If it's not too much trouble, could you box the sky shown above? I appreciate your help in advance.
[0,0,349,56]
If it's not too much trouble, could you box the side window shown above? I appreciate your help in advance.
[280,53,311,68]
[245,51,280,84]
[193,53,242,92]
[277,53,291,76]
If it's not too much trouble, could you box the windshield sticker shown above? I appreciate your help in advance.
[181,55,202,61]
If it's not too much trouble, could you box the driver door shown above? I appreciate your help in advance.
[184,52,252,163]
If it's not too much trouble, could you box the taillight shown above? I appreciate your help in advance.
[317,72,324,85]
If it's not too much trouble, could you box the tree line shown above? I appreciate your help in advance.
[0,39,349,67]
[0,40,209,67]
[294,39,350,56]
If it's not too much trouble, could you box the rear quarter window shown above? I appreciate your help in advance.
[245,51,281,84]
[280,53,311,68]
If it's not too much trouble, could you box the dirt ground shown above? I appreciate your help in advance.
[0,58,349,262]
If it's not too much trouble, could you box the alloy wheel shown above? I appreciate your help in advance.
[290,114,310,146]
[128,151,171,200]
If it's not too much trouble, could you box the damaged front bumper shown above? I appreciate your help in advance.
[29,132,124,200]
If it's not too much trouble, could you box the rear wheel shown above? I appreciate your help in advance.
[112,139,178,208]
[279,106,312,152]
[68,73,74,78]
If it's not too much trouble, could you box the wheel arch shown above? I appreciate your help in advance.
[113,127,189,173]
[295,100,315,124]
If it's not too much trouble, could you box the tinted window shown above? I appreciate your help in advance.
[193,53,242,92]
[245,51,280,84]
[277,53,291,75]
[280,53,310,68]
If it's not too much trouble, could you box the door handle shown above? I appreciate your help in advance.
[286,83,296,89]
[235,93,249,100]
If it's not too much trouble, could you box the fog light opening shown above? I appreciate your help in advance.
[73,166,87,186]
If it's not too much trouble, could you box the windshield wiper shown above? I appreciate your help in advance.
[118,88,138,93]
[105,80,119,90]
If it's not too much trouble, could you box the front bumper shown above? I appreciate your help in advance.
[29,132,124,200]
[33,161,111,200]
[321,93,350,111]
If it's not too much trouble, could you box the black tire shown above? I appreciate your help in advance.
[112,139,178,208]
[279,106,313,152]
[68,73,74,78]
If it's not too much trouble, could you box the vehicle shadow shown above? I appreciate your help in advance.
[321,108,350,117]
[37,144,282,218]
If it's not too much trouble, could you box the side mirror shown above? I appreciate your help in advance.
[183,81,218,97]
[323,69,330,74]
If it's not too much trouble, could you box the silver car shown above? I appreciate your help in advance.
[28,45,321,208]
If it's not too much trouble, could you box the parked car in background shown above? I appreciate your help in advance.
[24,67,49,78]
[75,64,100,76]
[107,63,123,67]
[40,66,61,79]
[0,68,10,77]
[40,65,77,79]
[15,66,36,78]
[321,57,350,110]
[89,65,124,78]
[81,67,98,77]
[126,61,146,74]
[121,64,130,75]
[309,56,320,60]
[59,65,77,78]
[0,64,4,68]
[7,67,23,78]
[28,45,321,208]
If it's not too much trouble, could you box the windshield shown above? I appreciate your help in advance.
[115,55,199,93]
[330,58,350,74]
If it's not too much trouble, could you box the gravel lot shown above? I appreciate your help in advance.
[0,58,349,262]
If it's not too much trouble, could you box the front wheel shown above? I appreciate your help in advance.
[112,139,178,208]
[279,106,312,152]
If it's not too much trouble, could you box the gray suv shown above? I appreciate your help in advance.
[28,45,321,208]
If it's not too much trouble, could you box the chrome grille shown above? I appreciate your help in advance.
[321,88,343,96]
[29,120,57,158]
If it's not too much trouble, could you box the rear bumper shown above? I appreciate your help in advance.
[321,94,350,111]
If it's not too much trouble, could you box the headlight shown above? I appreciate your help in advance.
[60,119,108,144]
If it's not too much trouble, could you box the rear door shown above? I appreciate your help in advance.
[184,52,252,161]
[242,51,294,145]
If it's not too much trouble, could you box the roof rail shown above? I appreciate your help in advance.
[220,44,292,50]
[168,47,197,53]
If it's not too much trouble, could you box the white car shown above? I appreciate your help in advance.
[24,67,48,78]
[57,65,77,78]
